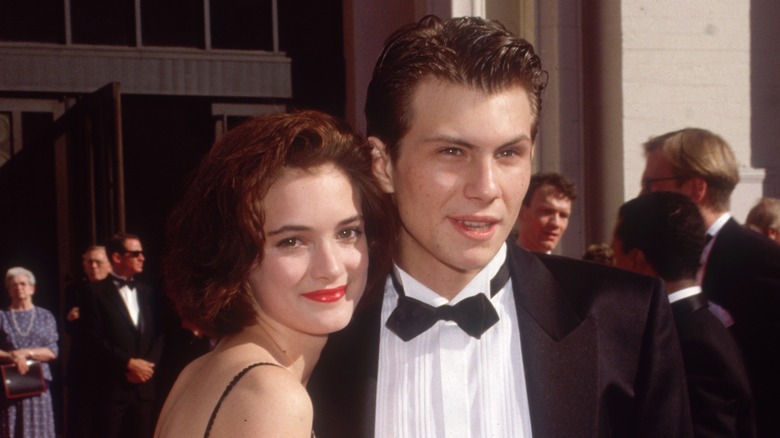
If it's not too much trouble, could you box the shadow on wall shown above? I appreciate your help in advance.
[751,0,780,196]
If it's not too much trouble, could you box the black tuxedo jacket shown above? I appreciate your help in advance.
[702,218,780,436]
[309,243,693,437]
[80,277,164,402]
[671,293,756,438]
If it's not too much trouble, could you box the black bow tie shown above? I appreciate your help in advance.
[385,263,510,342]
[113,277,136,289]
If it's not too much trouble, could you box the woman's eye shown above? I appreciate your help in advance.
[276,237,301,248]
[338,227,363,240]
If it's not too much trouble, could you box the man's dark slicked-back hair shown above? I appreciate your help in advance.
[365,15,548,161]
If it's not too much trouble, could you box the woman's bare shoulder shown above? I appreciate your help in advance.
[206,363,313,437]
[157,354,312,437]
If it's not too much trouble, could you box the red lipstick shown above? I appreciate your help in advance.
[302,285,346,303]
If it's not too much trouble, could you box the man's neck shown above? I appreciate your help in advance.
[698,205,728,230]
[395,260,481,301]
[110,270,133,281]
[394,242,506,301]
[664,278,697,294]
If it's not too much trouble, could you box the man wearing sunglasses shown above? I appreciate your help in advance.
[80,233,163,438]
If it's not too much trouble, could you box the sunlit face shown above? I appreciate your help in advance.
[517,185,572,252]
[83,248,112,282]
[373,79,534,292]
[248,163,368,336]
[641,150,691,197]
[6,275,35,305]
[112,238,145,278]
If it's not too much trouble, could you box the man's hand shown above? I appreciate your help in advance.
[67,306,80,321]
[126,358,155,383]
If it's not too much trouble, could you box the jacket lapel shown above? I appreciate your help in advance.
[507,245,599,437]
[310,287,382,437]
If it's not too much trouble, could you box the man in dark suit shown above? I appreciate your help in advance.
[308,16,692,437]
[65,245,112,438]
[80,233,163,438]
[641,128,780,436]
[613,191,756,437]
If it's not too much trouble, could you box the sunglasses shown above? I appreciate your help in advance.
[124,250,144,258]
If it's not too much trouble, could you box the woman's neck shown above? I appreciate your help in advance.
[10,300,33,311]
[227,322,328,385]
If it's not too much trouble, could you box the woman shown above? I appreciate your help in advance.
[155,110,395,437]
[0,267,58,438]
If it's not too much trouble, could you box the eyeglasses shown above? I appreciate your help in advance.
[641,176,686,192]
[123,250,144,258]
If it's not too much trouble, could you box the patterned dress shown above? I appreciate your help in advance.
[0,306,58,438]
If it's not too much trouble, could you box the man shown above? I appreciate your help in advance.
[641,128,780,436]
[309,16,692,437]
[65,245,112,438]
[516,172,576,253]
[80,233,163,438]
[66,245,112,325]
[745,197,780,244]
[613,192,756,437]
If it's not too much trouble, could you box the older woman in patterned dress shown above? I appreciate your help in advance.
[0,267,58,437]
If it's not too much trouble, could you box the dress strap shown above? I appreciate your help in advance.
[203,362,283,438]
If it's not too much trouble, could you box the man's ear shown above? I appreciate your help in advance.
[369,136,395,194]
[111,252,122,265]
[685,176,708,204]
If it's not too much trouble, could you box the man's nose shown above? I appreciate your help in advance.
[464,159,500,201]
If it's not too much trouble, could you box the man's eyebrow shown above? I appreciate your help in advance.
[266,215,363,237]
[423,134,532,149]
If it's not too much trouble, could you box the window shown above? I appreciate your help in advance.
[71,0,136,46]
[0,0,65,43]
[210,0,273,50]
[141,0,204,48]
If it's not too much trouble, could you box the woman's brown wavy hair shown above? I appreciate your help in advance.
[163,110,396,337]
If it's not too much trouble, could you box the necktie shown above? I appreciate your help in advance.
[386,263,510,342]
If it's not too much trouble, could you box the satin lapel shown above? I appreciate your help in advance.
[506,245,599,437]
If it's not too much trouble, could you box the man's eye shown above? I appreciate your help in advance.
[440,147,463,156]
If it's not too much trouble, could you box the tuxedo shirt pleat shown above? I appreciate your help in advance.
[376,244,532,438]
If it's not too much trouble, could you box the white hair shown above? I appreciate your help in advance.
[5,266,35,288]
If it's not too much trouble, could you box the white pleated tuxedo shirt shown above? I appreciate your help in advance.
[111,275,140,328]
[375,244,533,438]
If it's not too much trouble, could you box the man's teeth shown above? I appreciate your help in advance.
[461,221,491,229]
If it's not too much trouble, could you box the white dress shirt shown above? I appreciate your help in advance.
[112,276,140,327]
[668,285,702,304]
[375,244,533,438]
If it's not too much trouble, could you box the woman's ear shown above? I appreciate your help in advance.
[369,137,395,194]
